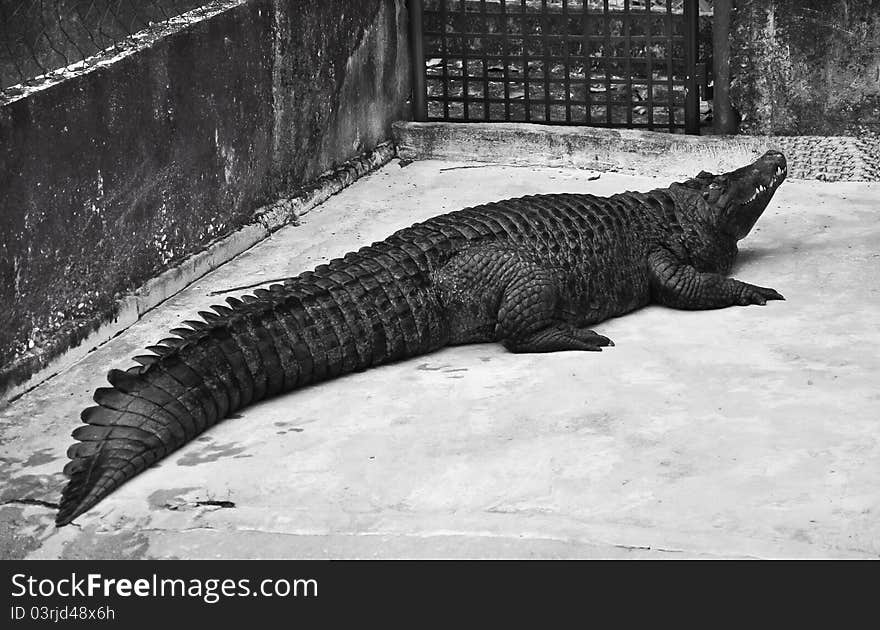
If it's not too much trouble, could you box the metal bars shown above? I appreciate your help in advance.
[418,0,701,133]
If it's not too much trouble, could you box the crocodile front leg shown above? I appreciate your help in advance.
[648,248,784,310]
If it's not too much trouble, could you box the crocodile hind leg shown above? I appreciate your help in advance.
[433,244,614,354]
[494,263,613,354]
[502,323,613,354]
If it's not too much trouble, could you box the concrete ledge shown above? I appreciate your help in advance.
[0,142,396,406]
[393,121,879,182]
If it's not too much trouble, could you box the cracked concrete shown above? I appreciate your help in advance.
[0,159,878,559]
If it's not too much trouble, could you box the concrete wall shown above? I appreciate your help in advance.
[729,0,880,135]
[0,0,411,393]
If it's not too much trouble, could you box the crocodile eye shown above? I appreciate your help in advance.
[704,183,723,204]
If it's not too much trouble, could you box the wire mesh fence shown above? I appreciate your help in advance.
[0,0,208,91]
[416,0,713,132]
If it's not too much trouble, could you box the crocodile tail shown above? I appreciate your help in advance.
[55,307,263,526]
[56,254,440,526]
[55,288,358,526]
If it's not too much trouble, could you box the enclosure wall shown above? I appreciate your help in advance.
[729,0,880,135]
[0,0,411,393]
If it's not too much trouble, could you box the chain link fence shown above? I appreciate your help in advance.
[0,0,209,91]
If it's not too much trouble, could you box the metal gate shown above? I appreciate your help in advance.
[409,0,703,133]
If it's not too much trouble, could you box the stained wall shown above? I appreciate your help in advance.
[0,0,411,393]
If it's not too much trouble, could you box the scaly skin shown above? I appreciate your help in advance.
[56,151,788,526]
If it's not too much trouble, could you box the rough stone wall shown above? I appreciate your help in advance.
[0,0,411,391]
[730,0,880,135]
[269,0,408,195]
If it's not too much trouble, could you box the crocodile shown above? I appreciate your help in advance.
[56,150,788,526]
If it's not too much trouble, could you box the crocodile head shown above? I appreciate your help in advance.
[677,150,788,240]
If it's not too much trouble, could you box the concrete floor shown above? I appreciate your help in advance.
[1,160,878,559]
